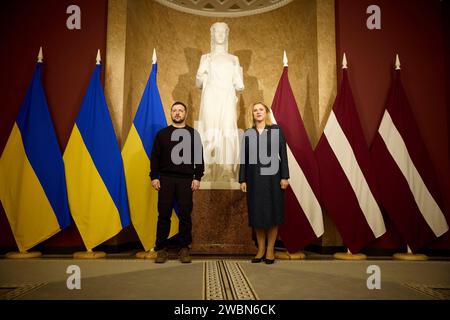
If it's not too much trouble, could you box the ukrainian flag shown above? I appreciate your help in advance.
[64,55,130,251]
[122,49,178,252]
[0,59,71,252]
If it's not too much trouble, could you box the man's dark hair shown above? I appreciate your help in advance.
[171,101,187,111]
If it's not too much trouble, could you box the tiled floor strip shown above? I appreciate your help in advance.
[204,261,258,300]
[0,283,48,300]
[402,283,450,300]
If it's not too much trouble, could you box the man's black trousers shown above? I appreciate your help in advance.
[155,175,193,251]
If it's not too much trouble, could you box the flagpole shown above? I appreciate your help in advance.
[130,48,157,260]
[5,47,47,260]
[71,50,107,260]
[272,50,307,261]
[370,54,428,262]
[332,53,367,261]
[37,46,43,63]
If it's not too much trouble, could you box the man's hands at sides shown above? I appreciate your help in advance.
[152,178,200,191]
[151,179,160,191]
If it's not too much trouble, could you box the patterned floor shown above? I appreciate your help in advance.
[204,261,258,300]
[0,257,449,300]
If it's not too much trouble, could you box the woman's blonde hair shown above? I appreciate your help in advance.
[245,101,273,128]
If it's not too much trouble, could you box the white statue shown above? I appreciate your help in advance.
[196,22,244,183]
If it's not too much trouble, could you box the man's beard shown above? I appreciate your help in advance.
[172,117,185,124]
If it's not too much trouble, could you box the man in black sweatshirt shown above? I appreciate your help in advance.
[150,101,204,263]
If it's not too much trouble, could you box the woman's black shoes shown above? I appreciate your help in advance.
[251,256,275,264]
[251,257,264,263]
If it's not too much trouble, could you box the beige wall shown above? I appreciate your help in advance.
[106,0,336,148]
[105,0,340,248]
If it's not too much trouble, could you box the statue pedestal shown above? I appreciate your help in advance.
[191,189,256,255]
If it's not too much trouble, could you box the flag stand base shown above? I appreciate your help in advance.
[135,251,147,259]
[275,251,306,260]
[393,252,428,261]
[135,251,156,259]
[334,252,366,260]
[5,251,42,259]
[73,251,106,259]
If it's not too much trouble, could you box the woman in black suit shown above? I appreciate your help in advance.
[239,102,289,264]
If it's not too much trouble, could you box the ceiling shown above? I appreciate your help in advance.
[155,0,294,17]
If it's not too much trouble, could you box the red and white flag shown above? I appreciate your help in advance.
[271,65,324,252]
[370,64,448,252]
[315,60,386,253]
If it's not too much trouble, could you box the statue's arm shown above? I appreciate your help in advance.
[196,54,209,89]
[233,56,244,91]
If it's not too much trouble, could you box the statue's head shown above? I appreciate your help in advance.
[210,22,229,52]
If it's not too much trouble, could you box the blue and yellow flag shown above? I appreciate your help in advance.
[64,59,130,251]
[122,50,178,251]
[0,61,71,252]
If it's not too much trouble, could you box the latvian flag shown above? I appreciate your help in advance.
[315,59,386,253]
[271,65,324,252]
[370,65,448,252]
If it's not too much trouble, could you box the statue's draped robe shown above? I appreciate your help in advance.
[196,52,244,181]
